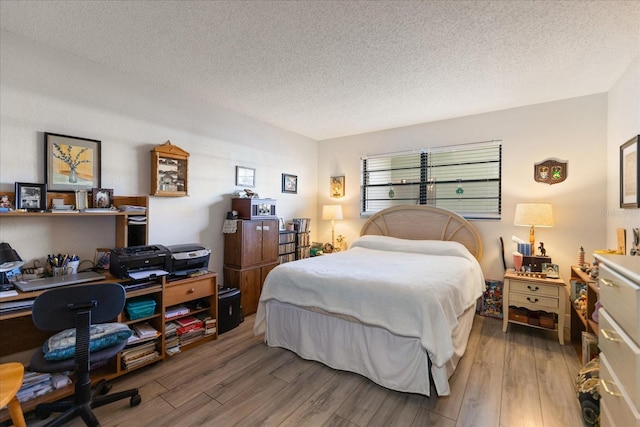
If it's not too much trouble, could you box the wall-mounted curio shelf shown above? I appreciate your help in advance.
[150,141,189,197]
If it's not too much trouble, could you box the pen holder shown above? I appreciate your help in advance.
[52,266,66,277]
[67,260,79,275]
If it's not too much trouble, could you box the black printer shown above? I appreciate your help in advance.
[167,244,211,277]
[110,245,171,279]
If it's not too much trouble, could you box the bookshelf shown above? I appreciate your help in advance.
[278,230,296,264]
[292,218,311,260]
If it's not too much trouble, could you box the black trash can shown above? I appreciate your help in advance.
[218,287,243,334]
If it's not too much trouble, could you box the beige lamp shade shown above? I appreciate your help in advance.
[322,205,343,221]
[513,203,554,227]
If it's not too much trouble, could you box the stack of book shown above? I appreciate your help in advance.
[173,316,205,346]
[121,341,160,370]
[165,305,189,320]
[292,218,311,233]
[164,322,180,355]
[195,312,217,336]
[16,371,71,403]
[127,322,159,345]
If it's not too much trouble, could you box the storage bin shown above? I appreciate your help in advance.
[509,307,528,323]
[540,312,555,329]
[528,310,540,326]
[125,297,156,320]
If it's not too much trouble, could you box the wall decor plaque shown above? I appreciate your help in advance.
[534,158,567,185]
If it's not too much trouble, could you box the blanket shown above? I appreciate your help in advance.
[254,236,484,367]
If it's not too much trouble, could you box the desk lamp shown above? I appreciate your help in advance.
[514,203,554,255]
[0,242,24,290]
[322,204,343,249]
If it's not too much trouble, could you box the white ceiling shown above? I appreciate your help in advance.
[1,1,638,140]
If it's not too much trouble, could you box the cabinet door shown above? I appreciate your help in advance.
[261,220,279,262]
[239,267,262,316]
[241,220,264,265]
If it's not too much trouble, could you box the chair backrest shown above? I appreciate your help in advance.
[32,283,126,331]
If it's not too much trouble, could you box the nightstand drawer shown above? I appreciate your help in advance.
[510,280,559,297]
[600,264,640,344]
[599,308,640,410]
[600,353,640,427]
[509,292,558,310]
[165,277,214,306]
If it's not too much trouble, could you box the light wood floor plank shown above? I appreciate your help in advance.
[335,379,390,426]
[367,391,424,427]
[412,407,456,427]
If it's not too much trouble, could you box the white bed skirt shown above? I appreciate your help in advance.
[263,301,476,396]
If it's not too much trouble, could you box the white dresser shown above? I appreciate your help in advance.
[594,254,640,427]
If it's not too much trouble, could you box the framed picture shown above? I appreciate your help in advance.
[282,173,298,194]
[75,189,88,210]
[94,248,111,270]
[92,188,113,208]
[620,135,639,208]
[45,132,101,192]
[330,176,345,198]
[542,263,559,279]
[236,166,255,187]
[14,182,47,211]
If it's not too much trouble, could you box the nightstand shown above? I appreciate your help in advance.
[502,270,566,345]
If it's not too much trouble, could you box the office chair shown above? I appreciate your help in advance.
[30,283,141,427]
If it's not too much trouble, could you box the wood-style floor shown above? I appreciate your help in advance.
[26,315,583,427]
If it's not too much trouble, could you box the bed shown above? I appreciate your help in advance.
[253,205,484,396]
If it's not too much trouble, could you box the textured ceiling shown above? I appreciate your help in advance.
[1,1,638,140]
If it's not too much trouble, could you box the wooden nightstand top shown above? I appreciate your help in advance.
[504,270,566,286]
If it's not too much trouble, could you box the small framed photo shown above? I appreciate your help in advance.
[330,176,345,198]
[542,263,559,279]
[620,135,639,208]
[45,132,101,192]
[75,189,88,210]
[236,166,255,188]
[94,248,111,270]
[92,188,113,208]
[282,173,298,194]
[14,182,47,211]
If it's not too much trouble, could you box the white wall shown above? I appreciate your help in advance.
[606,55,640,249]
[318,95,609,283]
[0,32,318,281]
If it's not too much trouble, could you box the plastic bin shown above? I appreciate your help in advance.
[125,297,157,320]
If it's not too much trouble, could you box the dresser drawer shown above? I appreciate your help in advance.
[600,264,640,344]
[508,292,558,310]
[599,308,640,409]
[600,353,640,427]
[510,280,559,298]
[165,277,214,306]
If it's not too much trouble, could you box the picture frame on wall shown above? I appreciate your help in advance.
[236,166,255,188]
[15,182,47,211]
[330,176,345,198]
[75,189,88,210]
[45,132,101,192]
[282,173,298,194]
[620,135,639,208]
[92,188,113,208]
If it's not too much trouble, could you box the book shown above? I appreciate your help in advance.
[165,305,189,319]
[177,321,204,335]
[174,316,200,328]
[132,322,158,339]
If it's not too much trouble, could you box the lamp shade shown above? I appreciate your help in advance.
[322,205,343,221]
[514,203,554,227]
[0,242,24,272]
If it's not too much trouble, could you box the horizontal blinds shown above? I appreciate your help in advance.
[361,141,501,219]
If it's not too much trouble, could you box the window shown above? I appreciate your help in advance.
[361,141,502,219]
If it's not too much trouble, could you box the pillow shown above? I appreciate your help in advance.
[350,235,474,261]
[43,323,133,361]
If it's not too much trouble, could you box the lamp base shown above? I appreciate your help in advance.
[0,272,15,291]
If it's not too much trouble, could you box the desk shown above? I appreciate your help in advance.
[0,272,218,422]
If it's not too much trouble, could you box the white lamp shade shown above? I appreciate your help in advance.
[514,203,554,227]
[322,205,343,221]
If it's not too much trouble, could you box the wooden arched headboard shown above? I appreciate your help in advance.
[360,205,483,260]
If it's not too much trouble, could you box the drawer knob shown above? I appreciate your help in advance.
[527,285,539,291]
[188,288,195,294]
[600,278,617,288]
[600,329,620,342]
[600,379,621,397]
[526,297,539,303]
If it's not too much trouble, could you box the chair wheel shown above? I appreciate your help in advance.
[130,394,142,407]
[35,408,51,420]
[100,383,113,395]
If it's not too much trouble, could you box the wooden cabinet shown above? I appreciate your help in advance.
[150,141,189,197]
[594,255,640,427]
[502,270,566,345]
[569,265,599,359]
[223,219,278,316]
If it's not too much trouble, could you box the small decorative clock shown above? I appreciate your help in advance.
[150,141,189,197]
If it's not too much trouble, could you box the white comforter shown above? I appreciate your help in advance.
[254,236,485,368]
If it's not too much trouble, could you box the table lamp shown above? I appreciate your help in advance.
[0,242,24,289]
[514,203,554,255]
[322,204,343,249]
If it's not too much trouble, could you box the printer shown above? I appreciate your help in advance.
[110,245,171,279]
[167,244,211,277]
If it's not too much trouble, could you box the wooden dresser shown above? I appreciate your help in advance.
[594,254,640,426]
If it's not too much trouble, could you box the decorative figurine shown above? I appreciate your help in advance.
[538,242,546,257]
